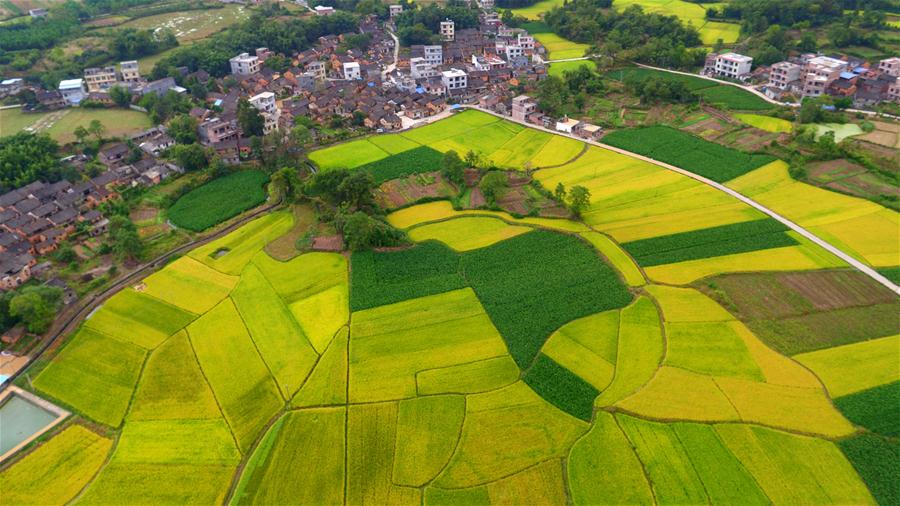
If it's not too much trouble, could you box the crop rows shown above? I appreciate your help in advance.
[602,126,776,182]
[834,381,900,437]
[523,354,599,421]
[168,170,269,231]
[356,146,445,183]
[837,434,900,506]
[622,218,797,267]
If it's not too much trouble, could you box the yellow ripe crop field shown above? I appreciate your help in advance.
[541,310,619,391]
[595,297,663,406]
[386,200,589,233]
[409,217,531,251]
[141,256,238,314]
[617,366,741,421]
[189,211,294,276]
[292,328,348,408]
[416,356,520,395]
[580,232,645,286]
[0,425,113,505]
[734,113,793,133]
[729,160,900,267]
[83,288,196,349]
[393,395,467,487]
[794,335,900,397]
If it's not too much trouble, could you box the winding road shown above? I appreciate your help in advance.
[461,105,900,295]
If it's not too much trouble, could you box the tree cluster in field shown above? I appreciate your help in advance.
[624,74,698,105]
[0,133,72,192]
[0,285,63,334]
[395,3,480,45]
[544,2,706,70]
[150,6,357,78]
[534,65,606,117]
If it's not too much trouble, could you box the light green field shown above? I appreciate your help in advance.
[117,5,248,42]
[511,0,564,19]
[349,288,510,402]
[664,321,764,380]
[127,331,222,421]
[33,327,146,427]
[0,107,49,136]
[0,425,113,506]
[580,232,645,286]
[594,297,663,406]
[231,408,346,505]
[735,113,793,133]
[814,122,864,142]
[113,419,240,465]
[231,263,318,398]
[84,288,196,349]
[613,0,740,44]
[189,211,294,276]
[0,107,151,144]
[416,355,520,395]
[292,327,348,408]
[393,395,466,486]
[142,256,238,314]
[188,299,284,453]
[78,462,236,505]
[541,310,618,391]
[795,334,900,398]
[409,216,531,251]
[308,138,390,170]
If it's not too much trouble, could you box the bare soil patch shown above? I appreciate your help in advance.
[311,235,343,251]
[374,172,457,210]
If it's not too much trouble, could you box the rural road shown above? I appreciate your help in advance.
[462,105,900,295]
[382,27,400,79]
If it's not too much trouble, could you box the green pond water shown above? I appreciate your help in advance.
[0,394,58,455]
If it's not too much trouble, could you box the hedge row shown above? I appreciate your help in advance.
[523,354,599,421]
[602,126,776,182]
[621,218,798,267]
[356,146,445,184]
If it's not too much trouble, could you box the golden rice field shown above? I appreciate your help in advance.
[2,113,895,506]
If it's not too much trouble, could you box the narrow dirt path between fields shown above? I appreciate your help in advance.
[463,105,900,295]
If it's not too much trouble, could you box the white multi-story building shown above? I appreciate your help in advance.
[802,55,848,97]
[768,61,802,90]
[83,66,117,92]
[878,57,900,77]
[441,68,467,91]
[410,58,437,79]
[424,45,443,66]
[314,5,334,15]
[505,44,524,59]
[511,95,536,122]
[343,61,361,80]
[713,52,753,80]
[517,33,534,50]
[249,91,281,135]
[440,19,455,42]
[230,53,261,76]
[120,61,141,83]
[389,4,402,17]
[58,79,86,105]
[478,0,494,9]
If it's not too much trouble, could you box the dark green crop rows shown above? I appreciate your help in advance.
[350,242,466,311]
[622,219,798,267]
[168,170,269,232]
[838,434,900,506]
[357,146,444,184]
[462,230,633,368]
[834,381,900,438]
[602,126,776,182]
[523,354,598,421]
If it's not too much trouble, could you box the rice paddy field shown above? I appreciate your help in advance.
[520,22,596,76]
[3,112,896,505]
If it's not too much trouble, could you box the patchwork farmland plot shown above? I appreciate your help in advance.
[7,111,896,505]
[168,170,269,232]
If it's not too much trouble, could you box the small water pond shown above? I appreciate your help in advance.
[0,390,66,458]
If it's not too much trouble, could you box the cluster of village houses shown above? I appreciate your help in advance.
[704,51,900,106]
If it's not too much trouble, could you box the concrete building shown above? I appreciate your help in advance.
[768,61,802,91]
[517,33,534,50]
[505,44,524,60]
[478,0,494,9]
[556,116,579,133]
[120,61,141,83]
[441,68,467,91]
[878,57,900,77]
[802,55,848,97]
[249,91,281,135]
[28,8,47,18]
[511,95,536,122]
[410,58,437,79]
[713,52,753,80]
[440,19,455,42]
[58,79,86,105]
[229,52,261,76]
[199,117,239,145]
[343,61,362,80]
[306,61,327,83]
[389,4,403,17]
[314,5,335,15]
[424,45,443,66]
[83,66,117,92]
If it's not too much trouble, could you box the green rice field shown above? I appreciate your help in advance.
[3,111,895,505]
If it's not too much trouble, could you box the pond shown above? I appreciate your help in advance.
[0,391,64,458]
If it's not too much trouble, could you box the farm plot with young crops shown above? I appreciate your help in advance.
[6,111,896,505]
[168,170,269,232]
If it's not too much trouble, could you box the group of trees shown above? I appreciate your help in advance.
[0,133,69,192]
[0,285,64,334]
[706,0,845,34]
[624,74,698,104]
[395,3,480,45]
[554,183,592,216]
[535,65,606,117]
[544,2,706,70]
[111,28,178,60]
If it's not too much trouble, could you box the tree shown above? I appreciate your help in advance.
[88,119,105,141]
[441,150,466,186]
[0,133,63,191]
[269,167,301,203]
[479,171,507,203]
[237,98,265,137]
[108,215,143,261]
[73,125,89,144]
[464,150,484,169]
[337,170,376,210]
[291,124,312,146]
[167,114,198,144]
[554,182,567,201]
[169,144,210,172]
[335,211,406,250]
[567,185,591,216]
[9,286,63,334]
[109,85,132,108]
